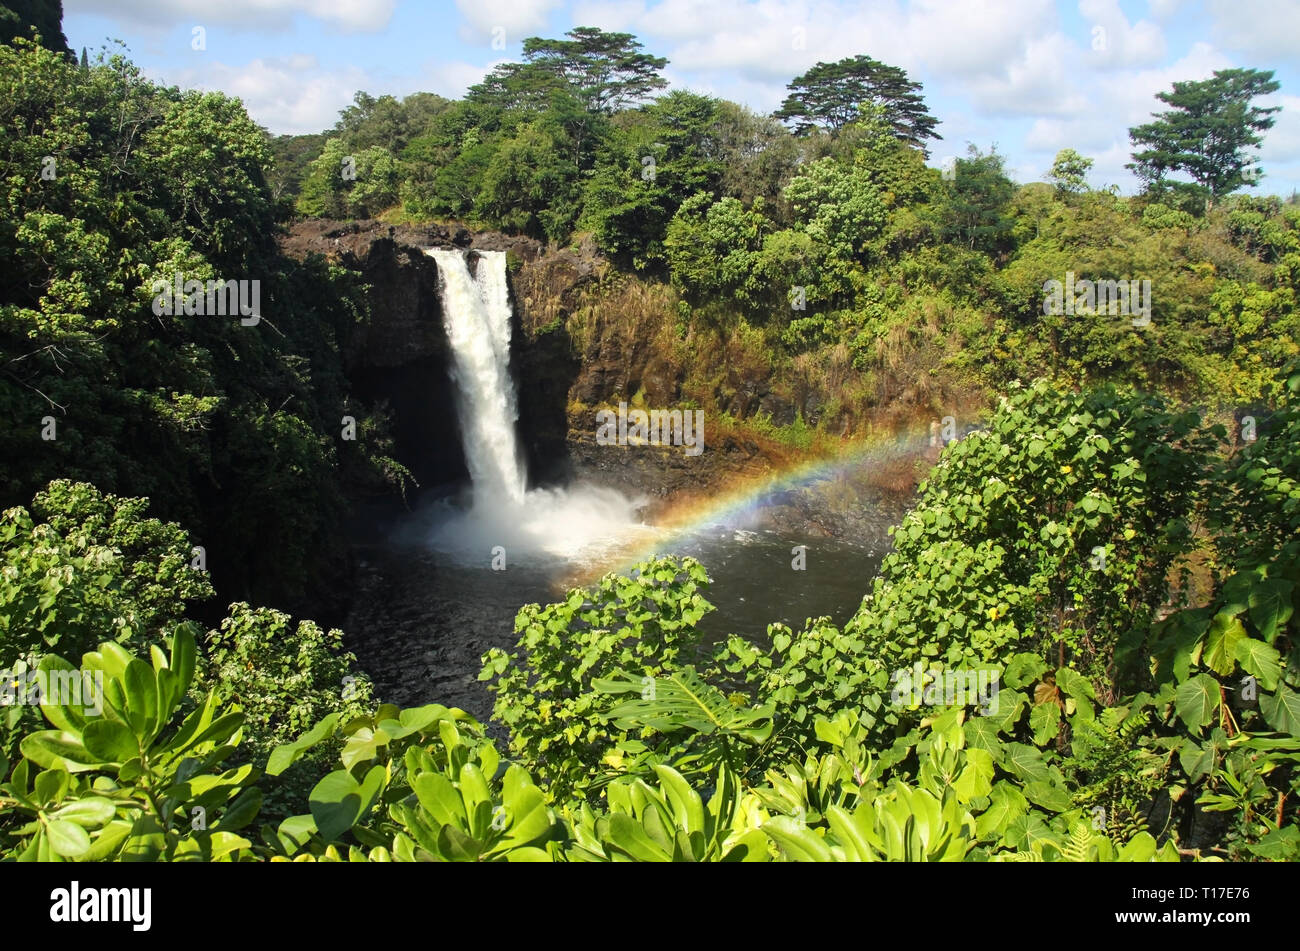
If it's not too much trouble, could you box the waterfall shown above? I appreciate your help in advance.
[421,247,648,567]
[428,249,527,506]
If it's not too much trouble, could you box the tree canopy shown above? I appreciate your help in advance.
[0,0,68,53]
[774,54,940,152]
[1128,68,1282,207]
[469,26,667,115]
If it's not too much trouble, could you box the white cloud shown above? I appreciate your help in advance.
[1258,94,1300,164]
[958,31,1092,117]
[154,54,489,135]
[904,0,1057,77]
[65,0,397,32]
[1146,0,1187,20]
[1206,0,1300,61]
[155,57,371,133]
[1077,0,1165,68]
[453,0,564,45]
[570,0,649,31]
[1017,41,1234,189]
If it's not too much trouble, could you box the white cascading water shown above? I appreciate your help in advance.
[425,248,649,565]
[428,250,527,505]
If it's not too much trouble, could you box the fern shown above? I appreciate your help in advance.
[1062,821,1096,862]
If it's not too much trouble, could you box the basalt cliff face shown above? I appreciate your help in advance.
[278,219,936,529]
[279,220,778,504]
[280,220,568,493]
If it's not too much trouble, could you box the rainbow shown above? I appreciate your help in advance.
[557,420,940,590]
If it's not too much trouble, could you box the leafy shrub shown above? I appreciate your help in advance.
[195,603,374,818]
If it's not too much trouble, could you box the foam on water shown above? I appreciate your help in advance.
[425,249,649,567]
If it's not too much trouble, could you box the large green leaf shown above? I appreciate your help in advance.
[1001,743,1051,783]
[762,815,834,862]
[50,796,116,828]
[1174,675,1220,733]
[1233,637,1281,691]
[951,748,994,803]
[411,772,465,828]
[309,766,386,842]
[604,813,671,861]
[1261,684,1300,737]
[266,713,341,776]
[46,819,91,858]
[976,782,1027,841]
[121,659,159,740]
[651,764,705,835]
[597,667,774,743]
[1203,613,1246,677]
[20,731,107,773]
[81,720,138,764]
[1248,578,1294,643]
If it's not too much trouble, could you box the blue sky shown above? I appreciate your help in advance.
[62,0,1300,195]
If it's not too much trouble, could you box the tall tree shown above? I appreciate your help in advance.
[0,0,69,53]
[774,54,940,153]
[1127,68,1281,207]
[524,26,667,112]
[470,27,667,115]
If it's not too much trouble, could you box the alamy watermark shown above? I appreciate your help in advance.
[150,272,261,326]
[596,401,704,456]
[1042,271,1151,327]
[2,664,103,715]
[890,662,1000,715]
[50,882,151,931]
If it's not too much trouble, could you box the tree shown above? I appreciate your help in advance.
[477,121,583,240]
[1128,68,1281,208]
[1048,148,1093,195]
[665,193,769,309]
[579,91,722,269]
[470,27,667,116]
[524,26,667,113]
[783,156,886,265]
[0,0,69,53]
[467,60,570,113]
[710,101,802,210]
[939,145,1015,253]
[774,54,940,152]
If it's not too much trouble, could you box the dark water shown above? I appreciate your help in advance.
[654,526,885,641]
[346,496,899,724]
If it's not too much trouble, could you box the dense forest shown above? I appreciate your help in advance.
[1,2,1299,864]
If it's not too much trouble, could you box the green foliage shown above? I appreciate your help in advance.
[480,556,716,798]
[0,38,402,608]
[665,193,769,309]
[0,625,262,862]
[940,145,1015,252]
[263,703,557,862]
[784,155,886,267]
[3,20,1299,866]
[471,27,667,116]
[0,0,68,52]
[477,120,584,240]
[1129,68,1282,203]
[578,90,724,269]
[194,603,374,818]
[1048,148,1093,195]
[0,482,211,664]
[774,54,940,152]
[849,381,1215,682]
